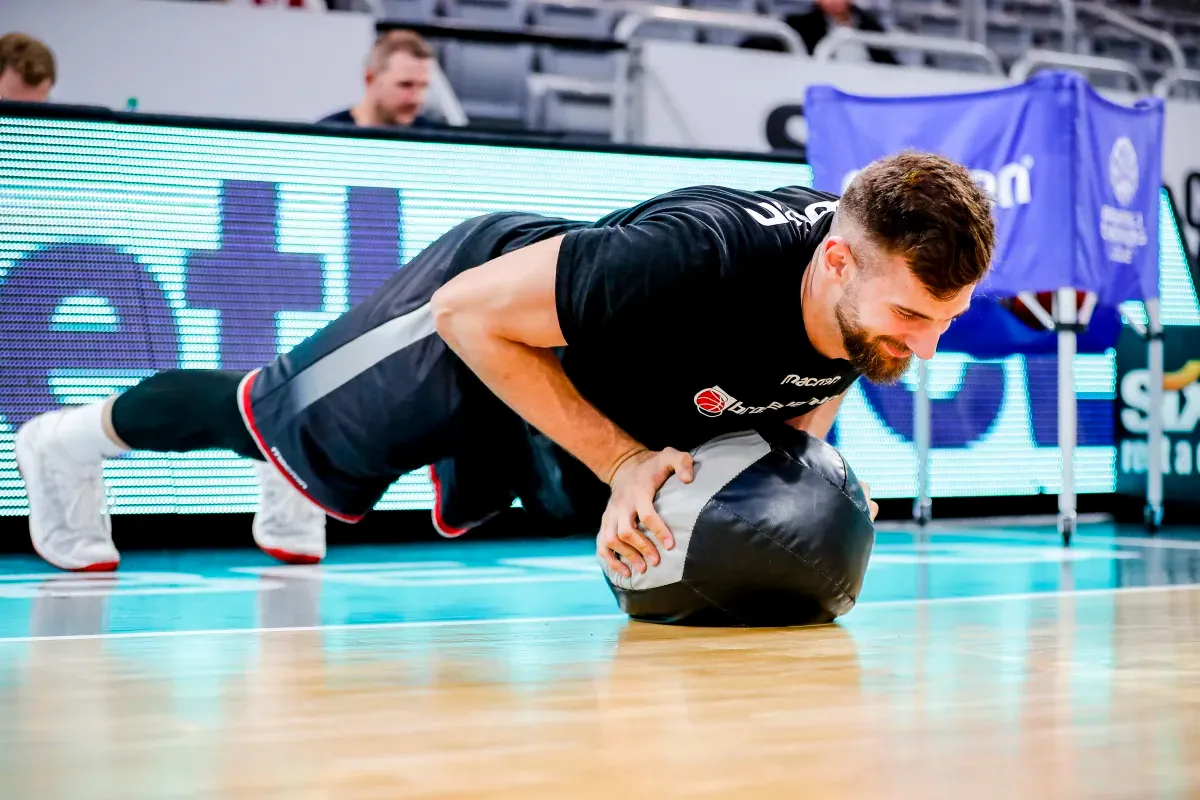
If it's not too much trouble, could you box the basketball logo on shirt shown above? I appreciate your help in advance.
[695,383,839,417]
[694,386,735,417]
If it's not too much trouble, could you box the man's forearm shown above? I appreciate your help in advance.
[436,322,643,485]
[788,391,845,440]
[429,233,653,484]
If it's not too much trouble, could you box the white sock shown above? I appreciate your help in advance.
[54,401,128,464]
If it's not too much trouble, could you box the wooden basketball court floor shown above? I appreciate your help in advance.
[1,519,1199,799]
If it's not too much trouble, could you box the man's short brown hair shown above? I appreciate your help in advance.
[0,33,56,87]
[367,30,434,73]
[839,151,996,300]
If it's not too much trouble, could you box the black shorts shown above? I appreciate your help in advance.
[236,213,587,524]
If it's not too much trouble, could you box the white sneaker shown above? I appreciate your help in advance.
[15,410,120,572]
[252,460,326,564]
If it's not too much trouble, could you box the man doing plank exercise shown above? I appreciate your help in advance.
[17,151,995,575]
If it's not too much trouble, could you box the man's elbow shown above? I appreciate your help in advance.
[430,278,477,347]
[429,283,454,332]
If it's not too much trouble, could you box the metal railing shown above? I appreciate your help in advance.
[611,7,806,143]
[813,27,1005,74]
[526,0,611,12]
[525,0,615,27]
[1052,0,1078,54]
[968,0,1077,55]
[429,60,470,127]
[1075,0,1188,71]
[612,6,807,53]
[1009,48,1149,92]
[1153,66,1200,98]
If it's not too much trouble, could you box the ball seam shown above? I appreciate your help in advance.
[707,498,858,608]
[763,444,867,517]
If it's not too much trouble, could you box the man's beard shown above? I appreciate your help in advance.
[834,296,913,384]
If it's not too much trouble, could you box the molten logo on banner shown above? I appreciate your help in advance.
[1101,136,1149,265]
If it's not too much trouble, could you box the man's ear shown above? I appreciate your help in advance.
[822,236,853,283]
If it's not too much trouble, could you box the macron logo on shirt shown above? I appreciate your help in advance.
[781,375,840,388]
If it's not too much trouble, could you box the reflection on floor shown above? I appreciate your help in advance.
[0,520,1198,797]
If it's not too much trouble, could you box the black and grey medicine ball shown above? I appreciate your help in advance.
[600,425,875,627]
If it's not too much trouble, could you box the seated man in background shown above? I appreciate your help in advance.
[0,32,56,103]
[320,30,437,129]
[742,0,898,65]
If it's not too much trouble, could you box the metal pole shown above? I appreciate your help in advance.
[914,358,932,525]
[610,47,633,144]
[972,0,987,46]
[428,61,469,127]
[1057,287,1077,545]
[1145,298,1165,530]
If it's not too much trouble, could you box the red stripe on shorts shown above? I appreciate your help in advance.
[236,369,363,524]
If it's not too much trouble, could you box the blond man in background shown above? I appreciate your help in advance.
[320,30,437,129]
[0,33,56,103]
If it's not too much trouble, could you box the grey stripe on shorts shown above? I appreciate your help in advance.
[288,303,438,412]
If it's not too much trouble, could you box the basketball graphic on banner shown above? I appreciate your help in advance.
[1109,136,1140,207]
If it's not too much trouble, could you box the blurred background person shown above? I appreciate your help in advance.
[212,0,327,8]
[0,32,56,103]
[742,0,898,64]
[320,30,437,128]
[790,0,899,64]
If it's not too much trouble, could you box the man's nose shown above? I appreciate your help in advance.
[904,328,941,361]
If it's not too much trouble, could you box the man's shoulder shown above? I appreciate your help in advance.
[636,184,837,218]
[574,184,838,258]
[783,8,828,42]
[318,108,357,125]
[758,185,840,210]
[784,8,825,26]
[736,185,840,235]
[622,185,837,251]
[851,4,888,28]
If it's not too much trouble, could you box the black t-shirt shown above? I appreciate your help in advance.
[540,184,860,453]
[317,109,439,128]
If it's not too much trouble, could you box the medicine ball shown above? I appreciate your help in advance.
[600,425,875,627]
